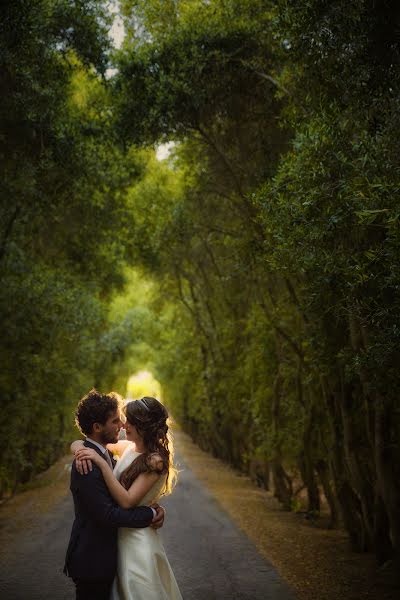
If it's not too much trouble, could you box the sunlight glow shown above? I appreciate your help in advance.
[109,13,125,49]
[105,3,124,79]
[126,370,162,401]
[156,142,175,161]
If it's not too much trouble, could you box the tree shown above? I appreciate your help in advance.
[112,0,400,564]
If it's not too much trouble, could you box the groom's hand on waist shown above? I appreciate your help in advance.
[149,503,165,529]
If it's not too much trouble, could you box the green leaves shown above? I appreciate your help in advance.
[3,0,400,560]
[107,0,400,557]
[354,208,390,224]
[0,0,145,495]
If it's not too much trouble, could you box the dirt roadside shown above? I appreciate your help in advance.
[0,454,71,555]
[173,429,398,600]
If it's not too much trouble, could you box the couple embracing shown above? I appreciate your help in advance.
[64,389,182,600]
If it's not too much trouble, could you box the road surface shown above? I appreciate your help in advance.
[0,449,295,600]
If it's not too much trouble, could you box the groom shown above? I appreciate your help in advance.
[64,389,165,600]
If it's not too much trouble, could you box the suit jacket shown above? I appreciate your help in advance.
[64,440,154,582]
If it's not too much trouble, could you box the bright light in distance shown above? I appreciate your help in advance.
[109,13,125,49]
[105,66,118,80]
[105,3,124,79]
[126,370,162,401]
[131,370,151,383]
[108,1,124,50]
[156,142,175,161]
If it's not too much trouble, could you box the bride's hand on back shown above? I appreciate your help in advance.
[74,447,101,475]
[150,504,165,529]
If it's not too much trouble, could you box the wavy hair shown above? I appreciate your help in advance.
[75,389,122,436]
[119,397,177,496]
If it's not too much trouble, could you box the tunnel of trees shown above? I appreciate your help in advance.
[1,0,400,567]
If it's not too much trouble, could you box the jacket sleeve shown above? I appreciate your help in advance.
[73,462,154,529]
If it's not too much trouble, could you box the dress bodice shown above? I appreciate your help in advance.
[113,443,166,505]
[110,442,182,600]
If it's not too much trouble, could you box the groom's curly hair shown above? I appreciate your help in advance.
[75,388,121,436]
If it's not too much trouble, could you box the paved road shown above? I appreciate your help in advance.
[0,450,295,600]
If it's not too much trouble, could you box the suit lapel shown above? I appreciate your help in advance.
[84,440,115,470]
[84,440,109,463]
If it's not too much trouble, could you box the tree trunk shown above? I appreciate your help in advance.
[321,374,368,550]
[337,479,368,551]
[374,395,400,560]
[300,400,321,514]
[373,491,393,565]
[315,459,340,528]
[249,458,270,490]
[338,377,375,550]
[270,340,293,510]
[298,450,320,514]
[271,457,293,510]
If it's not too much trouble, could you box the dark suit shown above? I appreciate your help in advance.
[64,441,153,598]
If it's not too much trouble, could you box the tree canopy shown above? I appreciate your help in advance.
[2,0,400,568]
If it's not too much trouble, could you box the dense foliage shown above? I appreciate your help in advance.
[0,0,141,494]
[111,0,400,564]
[2,0,400,568]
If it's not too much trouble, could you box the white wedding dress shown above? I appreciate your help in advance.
[110,443,183,600]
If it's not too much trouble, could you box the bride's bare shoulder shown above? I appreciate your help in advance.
[106,440,132,456]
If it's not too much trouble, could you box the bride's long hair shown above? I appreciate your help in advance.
[119,397,177,496]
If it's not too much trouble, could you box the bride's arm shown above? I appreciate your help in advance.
[75,447,160,509]
[71,440,130,475]
[103,468,160,509]
[71,439,130,456]
[71,440,93,474]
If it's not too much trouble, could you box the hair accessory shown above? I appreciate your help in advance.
[136,398,150,411]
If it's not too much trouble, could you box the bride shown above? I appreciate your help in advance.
[72,396,183,600]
